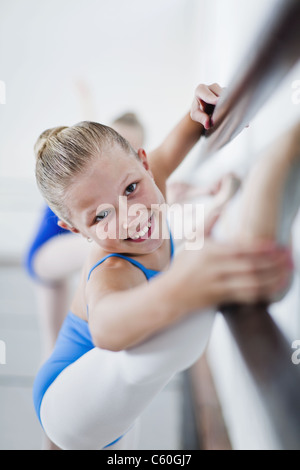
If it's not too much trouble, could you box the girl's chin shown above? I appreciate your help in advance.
[96,237,163,253]
[123,236,163,251]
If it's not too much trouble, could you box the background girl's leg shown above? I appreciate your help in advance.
[233,121,300,245]
[33,233,89,284]
[213,121,300,301]
[33,234,89,356]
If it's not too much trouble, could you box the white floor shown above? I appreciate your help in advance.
[0,264,184,450]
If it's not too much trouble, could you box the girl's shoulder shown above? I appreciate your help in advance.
[71,245,147,321]
[85,244,147,284]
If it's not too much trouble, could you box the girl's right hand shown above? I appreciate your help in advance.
[190,83,223,130]
[170,240,293,311]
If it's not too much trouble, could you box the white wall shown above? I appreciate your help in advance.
[0,0,201,258]
[0,0,201,179]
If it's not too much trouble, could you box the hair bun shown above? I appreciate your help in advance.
[34,126,68,160]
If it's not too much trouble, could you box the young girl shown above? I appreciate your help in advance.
[32,83,293,450]
[25,108,213,364]
[24,113,146,360]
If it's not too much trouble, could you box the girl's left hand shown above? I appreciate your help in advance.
[190,83,224,129]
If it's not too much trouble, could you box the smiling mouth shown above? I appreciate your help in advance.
[126,215,153,242]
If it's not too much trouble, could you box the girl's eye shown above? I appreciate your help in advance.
[125,183,137,196]
[95,210,110,222]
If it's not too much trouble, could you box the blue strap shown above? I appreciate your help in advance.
[87,253,158,281]
[87,233,174,282]
[86,253,159,320]
[170,231,174,258]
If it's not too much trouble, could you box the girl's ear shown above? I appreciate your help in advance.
[137,148,153,177]
[57,220,80,234]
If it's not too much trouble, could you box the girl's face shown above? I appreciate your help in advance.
[63,145,166,255]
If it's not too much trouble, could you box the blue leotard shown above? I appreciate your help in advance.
[33,236,174,447]
[24,206,69,282]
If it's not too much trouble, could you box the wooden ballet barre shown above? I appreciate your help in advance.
[213,0,300,449]
[183,301,300,449]
[220,302,300,450]
[182,0,300,450]
[201,0,300,157]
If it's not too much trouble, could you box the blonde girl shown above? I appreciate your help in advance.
[33,83,294,449]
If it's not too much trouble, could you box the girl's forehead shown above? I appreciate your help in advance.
[80,148,138,177]
[73,150,141,191]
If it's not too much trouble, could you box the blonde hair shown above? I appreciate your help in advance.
[35,121,134,225]
[112,112,145,139]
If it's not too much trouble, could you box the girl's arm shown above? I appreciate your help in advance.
[86,241,291,352]
[148,83,222,190]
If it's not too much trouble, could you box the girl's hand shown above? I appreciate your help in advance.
[170,240,293,311]
[190,83,223,130]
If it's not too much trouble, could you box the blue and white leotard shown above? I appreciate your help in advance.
[33,237,174,448]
